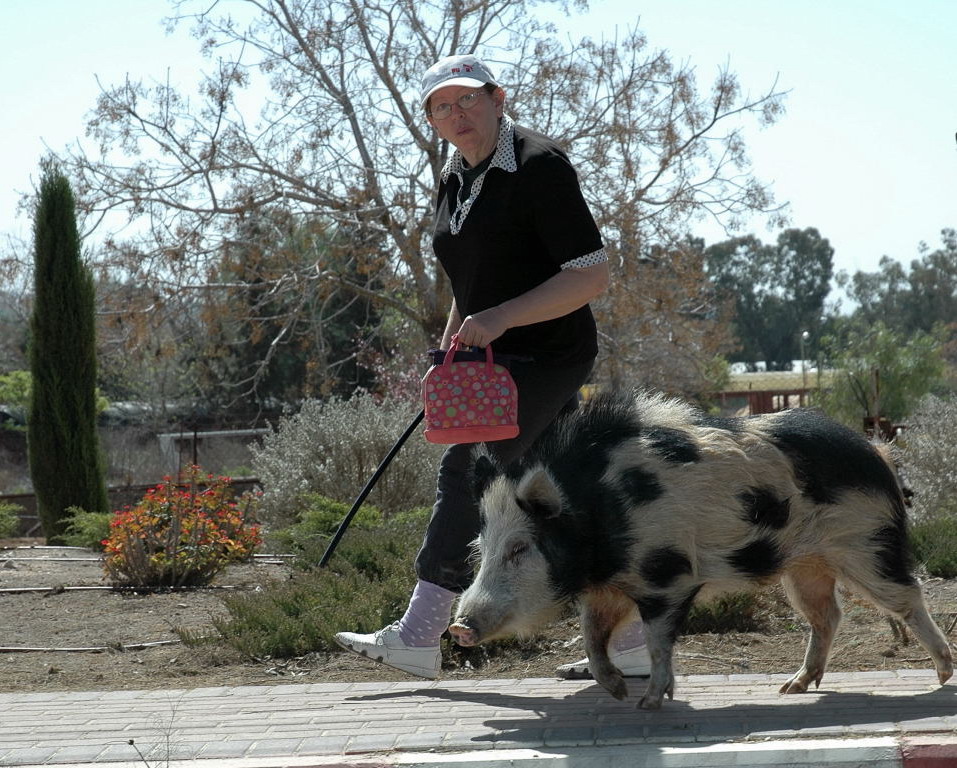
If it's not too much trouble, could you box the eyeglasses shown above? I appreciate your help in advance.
[428,89,484,121]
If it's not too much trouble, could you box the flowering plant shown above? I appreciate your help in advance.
[103,465,262,588]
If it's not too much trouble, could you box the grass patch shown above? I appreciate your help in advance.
[0,502,22,538]
[911,517,957,578]
[685,592,768,634]
[264,494,383,556]
[211,513,427,659]
[62,507,112,551]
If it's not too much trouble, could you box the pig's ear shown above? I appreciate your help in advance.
[516,467,563,519]
[471,451,500,500]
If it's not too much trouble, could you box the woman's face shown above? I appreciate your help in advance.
[427,84,505,166]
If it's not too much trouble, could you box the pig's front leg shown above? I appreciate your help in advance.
[579,590,634,700]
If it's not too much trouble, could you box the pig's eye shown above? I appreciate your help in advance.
[506,541,529,563]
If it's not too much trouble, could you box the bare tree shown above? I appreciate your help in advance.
[598,238,736,395]
[56,0,785,398]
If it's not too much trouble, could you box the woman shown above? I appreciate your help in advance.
[335,54,649,680]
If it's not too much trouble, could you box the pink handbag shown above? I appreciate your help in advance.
[422,334,520,444]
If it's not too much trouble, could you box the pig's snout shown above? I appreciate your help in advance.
[449,620,480,647]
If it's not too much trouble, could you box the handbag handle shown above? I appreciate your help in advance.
[443,333,494,376]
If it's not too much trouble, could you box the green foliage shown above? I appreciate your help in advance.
[685,592,767,634]
[213,517,423,658]
[252,391,443,528]
[910,516,957,579]
[817,322,944,428]
[694,355,733,412]
[0,371,30,426]
[0,370,108,424]
[289,505,431,571]
[28,162,109,542]
[0,502,23,538]
[706,227,833,369]
[61,507,112,551]
[839,229,957,339]
[266,494,382,556]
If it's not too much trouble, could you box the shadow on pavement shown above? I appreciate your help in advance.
[348,679,957,745]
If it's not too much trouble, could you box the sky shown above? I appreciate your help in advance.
[2,0,956,299]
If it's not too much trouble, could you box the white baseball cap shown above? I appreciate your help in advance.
[420,54,498,107]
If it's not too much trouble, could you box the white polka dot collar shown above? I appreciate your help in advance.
[440,115,517,235]
[440,114,518,183]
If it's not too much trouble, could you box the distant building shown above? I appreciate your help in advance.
[719,369,835,416]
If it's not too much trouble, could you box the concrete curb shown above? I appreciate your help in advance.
[4,737,952,768]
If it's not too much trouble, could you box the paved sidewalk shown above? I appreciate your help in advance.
[1,670,955,767]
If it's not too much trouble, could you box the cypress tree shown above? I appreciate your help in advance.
[28,162,109,543]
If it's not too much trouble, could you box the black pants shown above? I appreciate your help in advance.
[414,359,594,592]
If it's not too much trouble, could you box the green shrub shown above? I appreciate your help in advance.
[0,502,23,538]
[62,507,112,550]
[278,502,432,570]
[685,592,767,634]
[212,517,421,658]
[267,494,382,556]
[911,517,957,578]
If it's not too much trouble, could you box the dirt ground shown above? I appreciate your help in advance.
[2,539,956,694]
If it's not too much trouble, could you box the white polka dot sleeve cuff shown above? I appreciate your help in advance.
[561,247,608,270]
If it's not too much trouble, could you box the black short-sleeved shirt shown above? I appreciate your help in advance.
[432,116,606,367]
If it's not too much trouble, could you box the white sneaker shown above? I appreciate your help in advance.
[334,622,441,679]
[556,644,652,679]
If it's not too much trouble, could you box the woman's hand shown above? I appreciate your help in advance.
[456,307,510,348]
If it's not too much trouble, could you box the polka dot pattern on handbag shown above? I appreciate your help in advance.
[422,336,519,444]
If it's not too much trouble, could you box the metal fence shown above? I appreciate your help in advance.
[1,477,263,537]
[0,423,269,537]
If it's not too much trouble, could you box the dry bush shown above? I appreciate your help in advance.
[251,392,443,528]
[900,393,957,523]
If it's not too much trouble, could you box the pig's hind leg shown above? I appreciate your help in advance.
[838,561,953,686]
[578,589,634,700]
[779,560,843,694]
[632,587,702,709]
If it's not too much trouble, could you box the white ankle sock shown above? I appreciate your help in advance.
[613,620,646,652]
[397,580,457,647]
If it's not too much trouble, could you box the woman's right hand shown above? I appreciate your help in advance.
[456,307,510,349]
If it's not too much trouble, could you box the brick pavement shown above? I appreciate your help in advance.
[0,670,955,767]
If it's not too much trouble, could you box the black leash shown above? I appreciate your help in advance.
[318,408,424,568]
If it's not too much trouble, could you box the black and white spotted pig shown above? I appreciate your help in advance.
[449,390,953,710]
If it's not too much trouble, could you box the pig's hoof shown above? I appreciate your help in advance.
[779,679,807,695]
[936,652,953,685]
[638,693,663,710]
[779,674,814,694]
[780,665,824,694]
[598,673,628,700]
